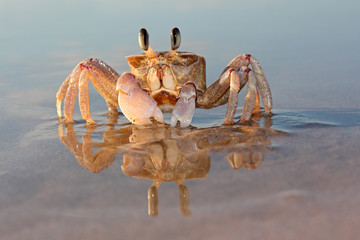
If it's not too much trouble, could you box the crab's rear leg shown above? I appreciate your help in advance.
[56,74,71,119]
[240,70,257,121]
[197,66,248,124]
[197,54,272,123]
[249,56,272,114]
[56,59,120,123]
[225,54,272,114]
[57,65,81,122]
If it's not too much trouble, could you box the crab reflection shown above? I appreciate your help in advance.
[59,116,285,216]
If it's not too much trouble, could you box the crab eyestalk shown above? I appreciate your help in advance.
[138,28,158,58]
[168,27,181,57]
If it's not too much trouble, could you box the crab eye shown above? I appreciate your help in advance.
[171,27,181,50]
[139,28,149,51]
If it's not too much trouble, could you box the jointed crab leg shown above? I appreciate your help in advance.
[249,57,272,114]
[63,66,81,121]
[197,66,248,124]
[224,68,243,124]
[64,81,78,121]
[78,68,95,123]
[56,75,71,118]
[226,54,272,115]
[240,70,257,121]
[197,54,272,123]
[57,59,120,123]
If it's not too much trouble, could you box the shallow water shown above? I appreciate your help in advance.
[1,0,360,239]
[1,106,360,239]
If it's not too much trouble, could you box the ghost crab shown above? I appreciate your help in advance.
[56,27,272,127]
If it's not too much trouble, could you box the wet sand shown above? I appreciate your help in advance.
[0,104,359,240]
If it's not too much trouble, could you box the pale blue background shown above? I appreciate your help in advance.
[1,0,359,111]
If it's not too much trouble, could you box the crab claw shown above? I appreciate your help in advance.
[116,72,163,125]
[171,83,196,128]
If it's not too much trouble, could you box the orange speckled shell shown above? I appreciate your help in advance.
[126,52,206,95]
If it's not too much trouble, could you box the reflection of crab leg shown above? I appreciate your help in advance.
[59,124,119,173]
[171,83,196,128]
[176,180,191,216]
[148,181,161,216]
[116,72,164,125]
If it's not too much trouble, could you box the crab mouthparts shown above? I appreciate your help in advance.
[152,91,178,112]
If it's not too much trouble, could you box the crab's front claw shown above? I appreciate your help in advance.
[116,73,163,125]
[171,83,196,128]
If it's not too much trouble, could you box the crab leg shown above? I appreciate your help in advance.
[86,60,119,107]
[116,72,163,125]
[78,68,95,124]
[197,54,272,123]
[240,70,257,121]
[56,75,71,118]
[57,65,80,121]
[63,65,81,122]
[56,59,120,123]
[171,83,196,128]
[63,82,78,122]
[177,181,191,216]
[197,67,248,124]
[250,56,272,114]
[254,90,261,111]
[224,69,241,124]
[220,54,251,75]
[148,181,161,216]
[225,54,272,114]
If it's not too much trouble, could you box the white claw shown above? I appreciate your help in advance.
[171,98,195,128]
[117,72,164,125]
[171,83,196,128]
